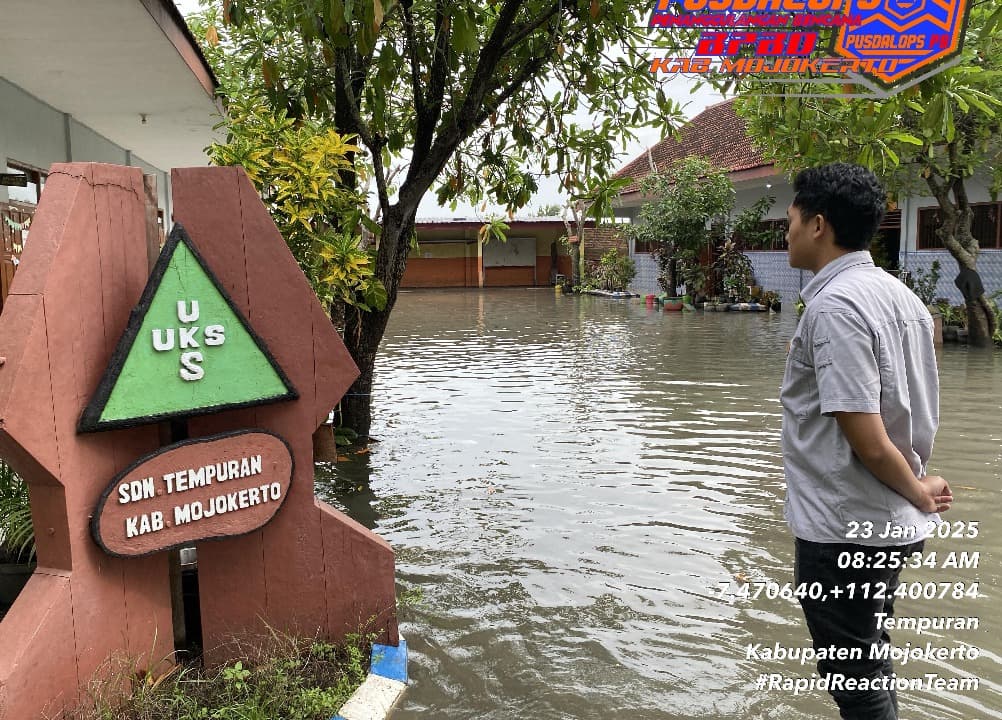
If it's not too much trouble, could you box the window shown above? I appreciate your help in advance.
[917,202,1001,250]
[733,219,788,251]
[760,219,789,251]
[4,162,46,205]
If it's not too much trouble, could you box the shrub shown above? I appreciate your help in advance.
[904,261,941,305]
[66,632,372,720]
[586,249,636,292]
[0,461,34,564]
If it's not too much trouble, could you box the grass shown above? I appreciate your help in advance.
[62,631,372,720]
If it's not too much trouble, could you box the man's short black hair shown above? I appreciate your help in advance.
[792,163,887,251]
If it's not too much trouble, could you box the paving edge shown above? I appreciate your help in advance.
[332,637,408,720]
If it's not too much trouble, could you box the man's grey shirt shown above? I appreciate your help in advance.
[780,251,940,546]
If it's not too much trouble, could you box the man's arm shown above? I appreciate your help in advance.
[834,411,953,514]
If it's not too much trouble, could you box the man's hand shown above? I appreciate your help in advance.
[916,475,953,513]
[834,412,952,513]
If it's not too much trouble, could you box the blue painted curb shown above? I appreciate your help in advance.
[370,638,408,683]
[331,636,408,720]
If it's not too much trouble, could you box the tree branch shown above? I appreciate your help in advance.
[500,1,561,55]
[473,51,554,128]
[413,0,451,170]
[399,0,426,119]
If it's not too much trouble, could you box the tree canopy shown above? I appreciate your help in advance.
[193,0,687,436]
[627,157,734,295]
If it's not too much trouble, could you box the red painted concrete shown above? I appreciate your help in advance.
[171,167,398,658]
[0,164,173,719]
[401,257,476,287]
[0,164,398,719]
[484,265,535,287]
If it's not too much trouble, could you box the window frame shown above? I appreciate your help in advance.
[4,160,47,206]
[916,201,1002,250]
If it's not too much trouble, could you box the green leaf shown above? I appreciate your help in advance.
[324,0,345,35]
[452,10,478,55]
[884,131,923,145]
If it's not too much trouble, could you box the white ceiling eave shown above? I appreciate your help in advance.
[1,0,223,170]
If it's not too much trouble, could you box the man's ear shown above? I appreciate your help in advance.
[812,213,827,240]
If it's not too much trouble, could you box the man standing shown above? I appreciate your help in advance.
[780,163,953,719]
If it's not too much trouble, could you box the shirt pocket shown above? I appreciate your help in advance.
[781,338,817,422]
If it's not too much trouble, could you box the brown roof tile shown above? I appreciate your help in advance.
[614,99,771,193]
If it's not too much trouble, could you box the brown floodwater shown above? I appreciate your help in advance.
[318,289,1001,720]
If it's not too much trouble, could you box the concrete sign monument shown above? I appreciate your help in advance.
[0,164,398,720]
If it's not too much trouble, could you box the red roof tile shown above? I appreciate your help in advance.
[614,99,771,193]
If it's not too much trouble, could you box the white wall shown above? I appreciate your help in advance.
[626,172,1002,303]
[0,76,169,213]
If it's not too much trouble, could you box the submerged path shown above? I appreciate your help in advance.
[321,289,1001,720]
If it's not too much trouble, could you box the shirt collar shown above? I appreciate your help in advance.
[801,251,874,304]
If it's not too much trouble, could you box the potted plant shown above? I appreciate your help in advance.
[761,290,782,312]
[0,461,35,608]
[715,240,755,308]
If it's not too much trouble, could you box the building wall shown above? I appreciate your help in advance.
[402,241,478,287]
[405,224,572,288]
[746,252,807,304]
[899,250,1002,305]
[583,226,628,263]
[631,253,660,295]
[0,77,169,211]
[627,175,1002,305]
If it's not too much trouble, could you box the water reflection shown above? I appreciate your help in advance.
[317,289,1001,719]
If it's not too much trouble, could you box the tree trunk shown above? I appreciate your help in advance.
[968,294,995,347]
[313,424,339,462]
[337,306,388,441]
[336,209,416,441]
[925,172,996,347]
[570,239,582,288]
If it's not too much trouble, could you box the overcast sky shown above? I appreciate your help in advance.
[175,0,726,218]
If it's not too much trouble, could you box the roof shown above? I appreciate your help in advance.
[416,216,568,225]
[614,99,772,194]
[1,0,222,170]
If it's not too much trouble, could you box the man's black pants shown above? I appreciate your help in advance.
[795,538,925,720]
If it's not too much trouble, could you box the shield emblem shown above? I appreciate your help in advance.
[835,0,970,87]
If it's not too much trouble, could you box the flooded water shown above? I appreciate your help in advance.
[318,289,1001,720]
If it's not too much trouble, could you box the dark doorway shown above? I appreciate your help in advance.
[872,210,901,272]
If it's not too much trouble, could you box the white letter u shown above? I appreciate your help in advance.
[152,328,175,351]
[177,300,200,323]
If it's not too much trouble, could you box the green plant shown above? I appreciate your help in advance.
[585,249,636,292]
[714,240,755,301]
[0,461,34,564]
[933,300,965,328]
[205,97,386,315]
[903,261,942,306]
[731,195,781,249]
[760,290,781,308]
[678,258,708,297]
[333,425,359,448]
[66,631,374,720]
[627,157,734,294]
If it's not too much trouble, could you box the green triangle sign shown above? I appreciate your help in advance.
[79,224,297,432]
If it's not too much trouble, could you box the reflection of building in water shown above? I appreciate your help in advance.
[611,99,1002,304]
[0,0,221,312]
